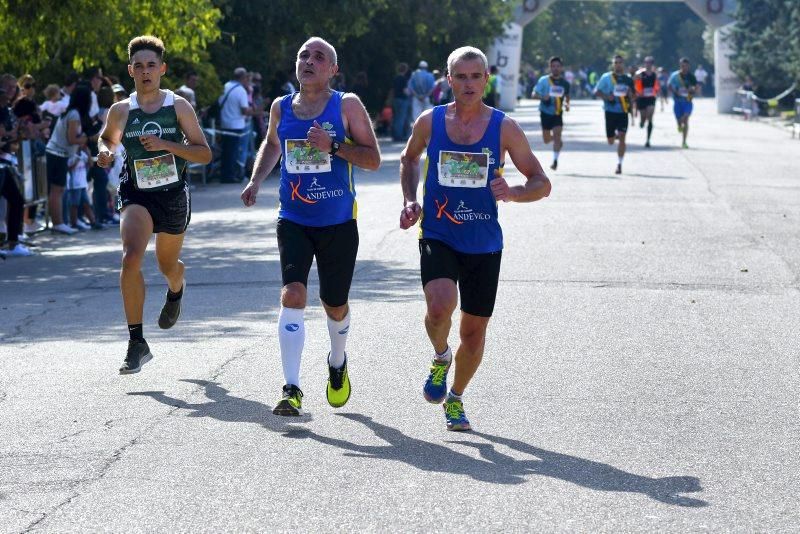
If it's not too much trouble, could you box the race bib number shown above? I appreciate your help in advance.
[438,151,489,188]
[642,87,655,97]
[285,139,331,174]
[678,87,689,97]
[133,154,179,190]
[613,84,629,97]
[549,85,565,98]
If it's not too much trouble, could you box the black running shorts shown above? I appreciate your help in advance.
[540,112,563,131]
[604,111,629,139]
[636,97,656,109]
[419,238,502,318]
[277,218,359,307]
[117,180,191,234]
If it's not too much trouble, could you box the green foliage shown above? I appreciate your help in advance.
[208,0,511,114]
[522,1,710,74]
[730,0,800,92]
[0,0,221,73]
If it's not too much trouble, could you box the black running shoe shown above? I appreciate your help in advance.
[273,384,304,416]
[615,164,622,175]
[550,160,558,171]
[119,339,153,374]
[158,282,184,329]
[645,141,651,148]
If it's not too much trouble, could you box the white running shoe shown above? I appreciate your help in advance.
[6,243,33,257]
[23,223,43,234]
[52,223,77,235]
[74,220,91,231]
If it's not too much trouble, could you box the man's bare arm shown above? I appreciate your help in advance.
[250,98,283,186]
[96,102,126,167]
[337,94,381,170]
[499,117,551,203]
[400,111,432,204]
[306,93,380,170]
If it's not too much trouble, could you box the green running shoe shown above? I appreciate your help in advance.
[273,384,303,416]
[326,353,351,408]
[443,395,471,431]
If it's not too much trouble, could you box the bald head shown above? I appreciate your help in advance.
[300,37,337,65]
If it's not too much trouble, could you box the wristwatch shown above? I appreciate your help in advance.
[329,141,340,156]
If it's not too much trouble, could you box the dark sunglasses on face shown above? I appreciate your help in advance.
[24,83,36,89]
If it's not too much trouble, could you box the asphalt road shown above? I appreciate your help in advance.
[1,98,798,532]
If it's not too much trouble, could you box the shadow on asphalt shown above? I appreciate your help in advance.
[130,381,708,507]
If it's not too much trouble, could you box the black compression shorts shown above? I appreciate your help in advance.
[277,218,359,307]
[419,238,502,318]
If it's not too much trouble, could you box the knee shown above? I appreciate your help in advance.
[459,327,486,352]
[121,247,145,272]
[607,139,614,145]
[281,283,307,309]
[156,257,179,276]
[427,297,455,323]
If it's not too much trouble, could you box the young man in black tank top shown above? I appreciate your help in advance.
[97,36,211,374]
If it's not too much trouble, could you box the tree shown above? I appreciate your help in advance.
[730,0,800,94]
[208,0,512,114]
[0,0,221,75]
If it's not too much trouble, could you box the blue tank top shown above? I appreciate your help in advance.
[277,91,356,227]
[420,105,504,254]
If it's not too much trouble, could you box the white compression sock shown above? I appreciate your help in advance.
[278,307,305,387]
[618,155,624,165]
[553,150,560,162]
[327,312,350,369]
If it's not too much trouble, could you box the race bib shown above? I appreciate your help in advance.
[613,84,629,97]
[133,154,180,190]
[642,87,655,97]
[438,151,489,189]
[285,139,331,174]
[678,87,689,97]
[549,85,565,98]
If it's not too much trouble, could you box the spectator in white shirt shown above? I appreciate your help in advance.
[219,67,260,183]
[694,65,708,97]
[178,70,198,108]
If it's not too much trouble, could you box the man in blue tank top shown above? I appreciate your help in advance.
[399,46,551,431]
[241,37,380,416]
[97,36,211,374]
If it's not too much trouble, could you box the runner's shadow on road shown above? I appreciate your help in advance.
[127,379,313,433]
[128,382,708,507]
[287,413,709,507]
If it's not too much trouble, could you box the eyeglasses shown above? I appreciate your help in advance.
[23,83,36,89]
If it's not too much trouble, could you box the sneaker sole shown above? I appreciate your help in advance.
[158,282,185,329]
[119,351,153,375]
[447,422,472,432]
[423,390,447,404]
[272,400,303,416]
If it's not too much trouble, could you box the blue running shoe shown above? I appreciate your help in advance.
[423,357,451,404]
[443,396,471,431]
